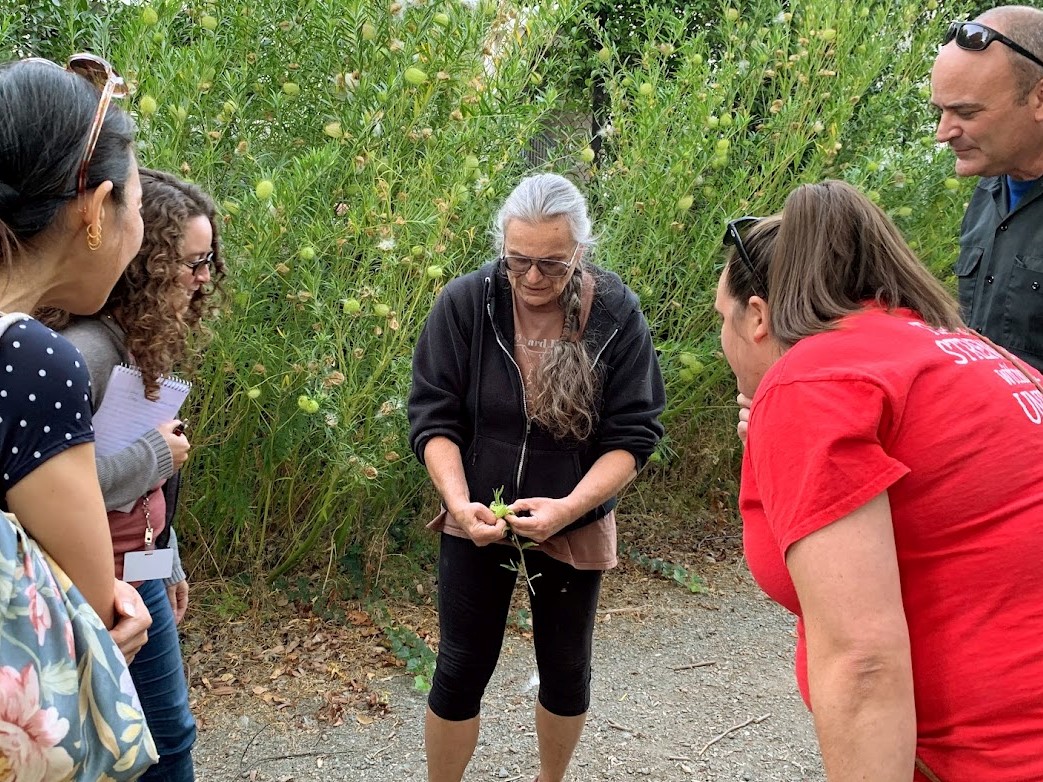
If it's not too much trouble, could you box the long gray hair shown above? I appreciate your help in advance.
[494,174,599,441]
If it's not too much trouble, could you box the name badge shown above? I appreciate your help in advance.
[123,548,174,582]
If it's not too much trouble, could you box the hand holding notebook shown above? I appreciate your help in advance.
[92,365,192,458]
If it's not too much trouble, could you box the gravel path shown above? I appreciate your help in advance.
[193,563,824,781]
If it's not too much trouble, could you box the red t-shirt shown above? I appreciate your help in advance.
[741,307,1043,780]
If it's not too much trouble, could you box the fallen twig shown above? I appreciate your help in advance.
[672,660,716,672]
[239,723,271,768]
[599,606,650,615]
[607,718,637,733]
[367,735,396,760]
[698,713,771,756]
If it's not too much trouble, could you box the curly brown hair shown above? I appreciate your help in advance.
[39,169,226,399]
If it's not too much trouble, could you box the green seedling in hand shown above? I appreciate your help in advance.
[490,486,541,594]
[490,486,511,519]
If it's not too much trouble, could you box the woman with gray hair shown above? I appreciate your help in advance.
[409,172,665,782]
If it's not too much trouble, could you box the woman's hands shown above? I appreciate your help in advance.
[505,497,576,543]
[109,579,152,664]
[736,393,752,446]
[157,420,191,470]
[450,501,508,546]
[166,579,189,625]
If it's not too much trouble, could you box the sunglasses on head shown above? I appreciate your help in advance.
[22,54,128,206]
[723,216,768,297]
[943,21,1043,71]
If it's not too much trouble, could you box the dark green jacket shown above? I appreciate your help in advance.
[956,176,1043,371]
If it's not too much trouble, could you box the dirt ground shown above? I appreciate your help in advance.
[183,556,824,782]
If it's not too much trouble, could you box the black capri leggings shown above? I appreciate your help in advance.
[428,532,603,721]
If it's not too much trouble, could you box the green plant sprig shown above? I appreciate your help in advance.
[625,545,703,594]
[491,486,541,594]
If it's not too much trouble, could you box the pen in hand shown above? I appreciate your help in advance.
[172,420,188,437]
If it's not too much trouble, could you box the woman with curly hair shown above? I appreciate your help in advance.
[40,167,225,782]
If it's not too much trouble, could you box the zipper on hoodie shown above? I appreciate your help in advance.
[486,295,622,499]
[487,300,531,497]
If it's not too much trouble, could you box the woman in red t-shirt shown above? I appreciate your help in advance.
[716,180,1043,781]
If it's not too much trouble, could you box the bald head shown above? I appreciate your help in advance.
[977,5,1043,100]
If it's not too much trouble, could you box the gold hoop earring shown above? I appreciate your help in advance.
[86,222,102,251]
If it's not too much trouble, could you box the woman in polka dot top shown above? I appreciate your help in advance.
[0,59,151,660]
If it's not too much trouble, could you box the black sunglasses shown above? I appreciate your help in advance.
[943,21,1043,71]
[182,251,215,275]
[723,217,768,297]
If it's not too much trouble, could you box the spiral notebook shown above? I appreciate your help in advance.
[92,364,192,458]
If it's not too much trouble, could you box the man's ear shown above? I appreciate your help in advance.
[80,180,114,229]
[746,295,771,343]
[1032,77,1043,122]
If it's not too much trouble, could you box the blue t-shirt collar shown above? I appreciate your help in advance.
[1006,175,1043,211]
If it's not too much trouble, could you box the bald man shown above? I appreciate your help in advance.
[931,5,1043,371]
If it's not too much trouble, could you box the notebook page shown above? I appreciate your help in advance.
[92,365,191,457]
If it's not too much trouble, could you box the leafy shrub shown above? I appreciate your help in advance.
[3,0,977,579]
[576,0,975,496]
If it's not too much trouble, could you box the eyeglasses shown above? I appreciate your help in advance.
[22,54,128,204]
[943,21,1043,71]
[723,216,768,297]
[182,251,215,275]
[500,244,581,278]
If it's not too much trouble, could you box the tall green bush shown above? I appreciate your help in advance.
[3,0,979,578]
[578,0,975,495]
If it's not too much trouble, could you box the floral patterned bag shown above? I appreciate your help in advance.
[0,310,157,780]
[0,511,158,780]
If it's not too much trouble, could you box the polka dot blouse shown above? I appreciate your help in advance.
[0,316,94,507]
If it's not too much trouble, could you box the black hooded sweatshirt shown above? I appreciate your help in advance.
[408,261,666,534]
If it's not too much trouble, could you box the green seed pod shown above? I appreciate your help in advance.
[255,180,275,200]
[404,67,429,86]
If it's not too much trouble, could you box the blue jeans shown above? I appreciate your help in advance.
[131,579,196,782]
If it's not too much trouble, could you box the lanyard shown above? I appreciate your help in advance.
[141,493,154,550]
